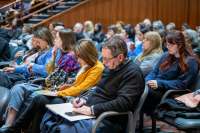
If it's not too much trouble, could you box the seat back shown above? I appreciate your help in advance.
[0,87,11,125]
[189,73,200,92]
[0,4,11,14]
[127,84,149,132]
[96,43,102,52]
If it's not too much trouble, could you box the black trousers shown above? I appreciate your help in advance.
[13,95,66,133]
[142,86,166,114]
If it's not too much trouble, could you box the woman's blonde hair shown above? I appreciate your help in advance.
[34,27,55,55]
[116,23,123,34]
[73,39,98,72]
[138,31,163,62]
[24,24,34,34]
[84,21,94,32]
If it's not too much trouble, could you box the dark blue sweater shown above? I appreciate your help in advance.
[145,52,199,90]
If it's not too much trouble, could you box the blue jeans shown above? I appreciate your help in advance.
[3,83,42,121]
[94,119,121,133]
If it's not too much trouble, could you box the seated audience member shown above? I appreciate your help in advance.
[143,19,151,28]
[91,23,105,43]
[148,24,153,31]
[196,25,200,32]
[144,30,200,112]
[0,28,61,89]
[120,28,135,56]
[8,18,23,40]
[182,23,190,31]
[10,24,33,47]
[39,35,145,133]
[2,39,105,133]
[134,31,163,77]
[5,8,19,25]
[0,25,11,62]
[116,21,125,34]
[198,29,200,37]
[10,35,39,67]
[73,23,85,42]
[135,22,146,46]
[49,22,56,35]
[83,21,94,38]
[153,20,165,31]
[52,25,64,37]
[125,24,132,30]
[183,29,200,58]
[157,29,168,52]
[166,23,175,34]
[56,22,65,28]
[30,0,46,14]
[106,25,118,39]
[133,28,149,57]
[0,29,80,130]
[116,21,125,29]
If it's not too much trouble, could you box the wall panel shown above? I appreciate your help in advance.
[34,0,199,31]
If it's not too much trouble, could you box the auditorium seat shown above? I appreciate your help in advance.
[28,1,81,25]
[0,87,11,126]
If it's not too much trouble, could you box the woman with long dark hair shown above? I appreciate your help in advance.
[120,28,135,55]
[144,30,200,111]
[91,23,105,43]
[8,18,23,40]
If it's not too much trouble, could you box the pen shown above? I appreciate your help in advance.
[76,94,82,109]
[54,85,56,92]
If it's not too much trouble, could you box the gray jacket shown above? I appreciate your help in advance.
[134,53,161,77]
[9,27,22,40]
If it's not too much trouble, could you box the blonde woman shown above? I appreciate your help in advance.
[83,21,94,38]
[134,31,163,77]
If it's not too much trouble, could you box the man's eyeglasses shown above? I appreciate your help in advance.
[102,54,119,63]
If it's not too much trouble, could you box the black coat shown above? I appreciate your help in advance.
[191,43,200,59]
[0,28,11,61]
[75,32,85,42]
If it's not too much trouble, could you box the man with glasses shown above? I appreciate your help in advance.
[52,26,64,37]
[73,35,145,132]
[73,23,85,42]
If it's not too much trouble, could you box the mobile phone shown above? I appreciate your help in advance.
[65,112,82,116]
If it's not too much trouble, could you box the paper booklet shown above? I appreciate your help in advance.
[45,103,95,121]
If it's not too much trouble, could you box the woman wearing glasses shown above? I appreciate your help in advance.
[2,39,104,133]
[144,30,200,112]
[0,29,81,131]
[0,28,60,89]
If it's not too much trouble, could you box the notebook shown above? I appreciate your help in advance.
[45,103,95,121]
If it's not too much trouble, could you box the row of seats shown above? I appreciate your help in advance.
[0,0,83,25]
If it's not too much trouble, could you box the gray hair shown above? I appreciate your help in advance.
[166,24,174,30]
[76,23,83,29]
[153,21,165,30]
[183,29,200,47]
[143,19,151,26]
[157,29,167,38]
[102,35,127,58]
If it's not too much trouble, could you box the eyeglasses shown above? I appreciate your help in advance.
[166,43,175,47]
[102,54,119,63]
[36,40,42,44]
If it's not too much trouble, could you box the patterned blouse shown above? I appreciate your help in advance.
[45,53,80,88]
